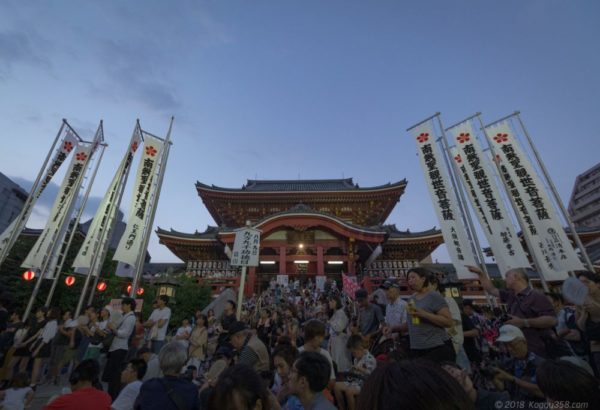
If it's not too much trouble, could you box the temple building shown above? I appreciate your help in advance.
[157,178,450,296]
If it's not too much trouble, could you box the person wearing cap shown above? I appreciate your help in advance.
[355,289,384,340]
[468,265,557,358]
[229,321,270,372]
[490,324,545,402]
[381,279,408,338]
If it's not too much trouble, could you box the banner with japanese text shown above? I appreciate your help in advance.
[411,120,478,279]
[485,121,583,280]
[113,135,164,266]
[22,143,93,274]
[0,129,78,256]
[73,128,141,273]
[448,121,530,277]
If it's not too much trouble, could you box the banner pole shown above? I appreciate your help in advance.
[437,117,495,306]
[515,114,594,271]
[478,115,550,292]
[0,121,66,267]
[130,118,174,297]
[237,265,247,320]
[47,142,107,308]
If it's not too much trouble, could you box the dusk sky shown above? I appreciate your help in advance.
[1,0,599,264]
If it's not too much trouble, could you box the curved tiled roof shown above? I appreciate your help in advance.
[196,178,407,193]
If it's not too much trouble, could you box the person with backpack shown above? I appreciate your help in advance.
[547,293,587,358]
[103,298,137,400]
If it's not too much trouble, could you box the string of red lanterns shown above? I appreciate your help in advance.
[65,276,76,286]
[96,281,107,292]
[126,284,144,296]
[22,270,35,281]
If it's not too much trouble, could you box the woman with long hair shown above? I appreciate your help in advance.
[405,267,455,362]
[328,296,351,373]
[188,312,208,369]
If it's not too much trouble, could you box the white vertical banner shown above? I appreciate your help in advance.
[448,122,530,277]
[113,135,164,266]
[411,120,478,279]
[485,121,584,280]
[72,129,142,273]
[0,129,78,255]
[230,227,261,267]
[21,143,93,273]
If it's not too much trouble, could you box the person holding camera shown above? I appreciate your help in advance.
[468,266,557,358]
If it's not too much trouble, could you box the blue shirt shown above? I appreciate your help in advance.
[134,376,199,410]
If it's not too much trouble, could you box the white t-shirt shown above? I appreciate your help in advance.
[149,307,171,341]
[111,380,142,410]
[2,386,32,410]
[175,325,192,348]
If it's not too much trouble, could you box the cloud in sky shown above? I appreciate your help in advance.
[0,29,50,80]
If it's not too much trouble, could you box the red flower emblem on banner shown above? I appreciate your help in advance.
[416,133,429,143]
[495,154,502,163]
[76,152,87,161]
[493,133,509,143]
[454,154,462,163]
[456,133,470,143]
[131,141,139,152]
[63,141,74,152]
[145,146,157,157]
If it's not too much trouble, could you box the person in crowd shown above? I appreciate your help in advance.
[111,359,147,410]
[461,301,483,366]
[441,361,510,410]
[356,359,474,410]
[0,372,34,410]
[430,276,467,368]
[103,297,137,400]
[468,265,557,358]
[229,321,270,373]
[220,300,237,333]
[546,292,585,357]
[3,313,38,384]
[134,341,199,410]
[575,270,600,375]
[328,296,351,373]
[82,308,108,361]
[44,359,111,410]
[257,308,274,347]
[334,335,376,410]
[144,295,171,354]
[297,320,336,389]
[174,318,192,349]
[208,364,278,410]
[0,310,25,385]
[355,289,383,341]
[30,306,59,387]
[536,358,600,409]
[271,342,300,408]
[187,312,208,369]
[47,310,74,385]
[288,351,336,410]
[405,268,455,362]
[380,279,407,338]
[137,347,161,381]
[490,324,545,403]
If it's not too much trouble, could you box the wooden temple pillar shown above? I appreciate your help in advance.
[317,246,324,275]
[279,246,287,274]
[245,266,256,297]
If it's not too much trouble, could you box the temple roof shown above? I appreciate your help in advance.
[381,224,441,239]
[196,178,407,193]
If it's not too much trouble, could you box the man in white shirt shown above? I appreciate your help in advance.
[112,358,147,410]
[103,297,137,400]
[144,295,171,354]
[381,279,408,337]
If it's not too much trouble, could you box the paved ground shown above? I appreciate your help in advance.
[29,383,68,409]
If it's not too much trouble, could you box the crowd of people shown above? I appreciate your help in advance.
[0,266,600,409]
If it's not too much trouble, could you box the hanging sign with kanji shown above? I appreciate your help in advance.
[230,227,261,267]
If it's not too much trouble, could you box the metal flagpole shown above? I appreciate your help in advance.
[23,138,96,321]
[46,142,107,308]
[87,122,142,306]
[0,121,66,267]
[477,115,550,292]
[514,113,594,271]
[437,116,496,306]
[130,118,174,297]
[237,266,247,320]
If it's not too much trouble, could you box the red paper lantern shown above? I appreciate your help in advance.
[136,287,144,296]
[22,270,35,281]
[65,276,76,286]
[96,281,107,292]
[126,284,132,294]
